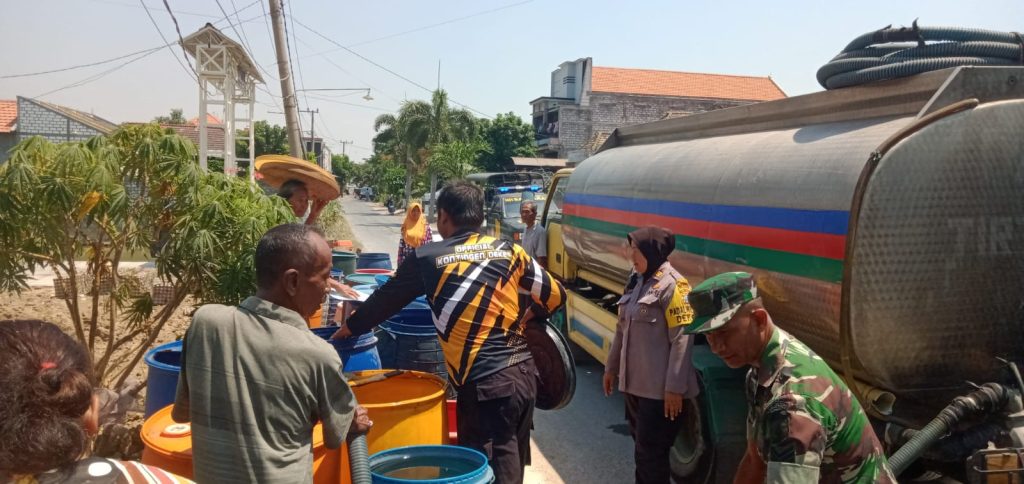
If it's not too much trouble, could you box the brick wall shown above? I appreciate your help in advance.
[16,98,102,144]
[0,133,17,162]
[557,105,590,157]
[551,93,758,158]
[589,92,751,141]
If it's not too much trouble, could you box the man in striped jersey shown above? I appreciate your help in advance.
[336,181,566,483]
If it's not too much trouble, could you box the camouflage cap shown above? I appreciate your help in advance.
[684,272,757,334]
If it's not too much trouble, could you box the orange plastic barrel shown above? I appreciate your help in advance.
[140,405,350,483]
[348,370,448,455]
[307,307,323,328]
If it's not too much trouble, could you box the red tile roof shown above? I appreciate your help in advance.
[162,123,225,152]
[188,113,223,126]
[591,66,786,102]
[0,100,17,133]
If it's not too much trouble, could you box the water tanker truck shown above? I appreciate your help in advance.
[538,66,1024,482]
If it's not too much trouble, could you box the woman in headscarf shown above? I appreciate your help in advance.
[279,179,328,225]
[602,226,700,484]
[397,202,432,266]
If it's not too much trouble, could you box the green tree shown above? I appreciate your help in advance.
[153,108,186,125]
[0,125,293,390]
[431,140,488,180]
[236,120,290,158]
[374,89,474,215]
[476,112,536,172]
[331,153,353,188]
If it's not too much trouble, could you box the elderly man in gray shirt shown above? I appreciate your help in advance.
[519,201,547,267]
[173,224,370,483]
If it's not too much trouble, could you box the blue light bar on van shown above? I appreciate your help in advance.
[498,187,511,193]
[530,185,541,191]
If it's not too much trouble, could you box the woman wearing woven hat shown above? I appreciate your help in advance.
[278,179,328,226]
[397,202,433,266]
[602,226,700,484]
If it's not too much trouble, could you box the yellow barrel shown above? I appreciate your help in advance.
[307,307,323,328]
[140,404,350,483]
[349,370,448,454]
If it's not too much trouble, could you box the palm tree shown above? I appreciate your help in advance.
[373,89,475,213]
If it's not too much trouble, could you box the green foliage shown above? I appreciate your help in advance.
[153,108,186,125]
[236,120,289,158]
[431,140,488,180]
[475,112,536,172]
[0,125,293,388]
[373,89,475,206]
[331,154,353,188]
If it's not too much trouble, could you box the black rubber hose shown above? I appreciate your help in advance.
[888,383,1012,476]
[348,434,372,484]
[818,23,1024,89]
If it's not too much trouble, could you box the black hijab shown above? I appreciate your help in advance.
[627,226,675,279]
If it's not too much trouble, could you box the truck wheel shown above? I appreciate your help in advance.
[670,398,712,483]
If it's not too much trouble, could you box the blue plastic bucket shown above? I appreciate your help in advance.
[357,253,393,270]
[345,273,379,287]
[310,327,382,372]
[144,341,182,418]
[370,445,494,483]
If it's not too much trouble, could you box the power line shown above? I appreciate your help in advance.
[294,35,401,104]
[348,0,532,48]
[258,0,282,81]
[280,1,533,64]
[280,0,304,138]
[304,93,395,112]
[159,0,201,80]
[139,0,198,82]
[2,4,262,80]
[35,48,164,98]
[84,0,219,19]
[31,8,268,99]
[214,0,277,82]
[1,46,165,79]
[285,0,311,110]
[291,17,491,118]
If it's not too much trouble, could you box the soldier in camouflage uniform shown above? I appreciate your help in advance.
[684,272,895,483]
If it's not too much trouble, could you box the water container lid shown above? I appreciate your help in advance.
[524,320,576,410]
[161,423,191,438]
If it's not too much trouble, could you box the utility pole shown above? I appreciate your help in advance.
[298,108,319,163]
[339,140,353,156]
[299,108,318,140]
[268,0,303,158]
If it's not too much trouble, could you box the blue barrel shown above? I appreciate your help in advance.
[370,445,494,483]
[310,327,382,372]
[377,319,447,390]
[357,253,393,270]
[144,341,182,418]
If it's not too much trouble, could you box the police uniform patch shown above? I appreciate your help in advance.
[664,278,694,328]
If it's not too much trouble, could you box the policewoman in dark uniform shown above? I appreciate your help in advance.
[603,226,699,484]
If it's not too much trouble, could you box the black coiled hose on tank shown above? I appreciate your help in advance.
[348,434,372,484]
[888,383,1013,477]
[817,21,1024,89]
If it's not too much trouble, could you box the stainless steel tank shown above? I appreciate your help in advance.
[563,67,1024,410]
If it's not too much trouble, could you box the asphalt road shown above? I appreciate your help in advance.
[338,196,635,483]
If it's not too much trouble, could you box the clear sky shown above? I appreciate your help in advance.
[2,0,1021,161]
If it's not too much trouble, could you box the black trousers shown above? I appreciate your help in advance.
[625,393,685,484]
[456,360,538,484]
